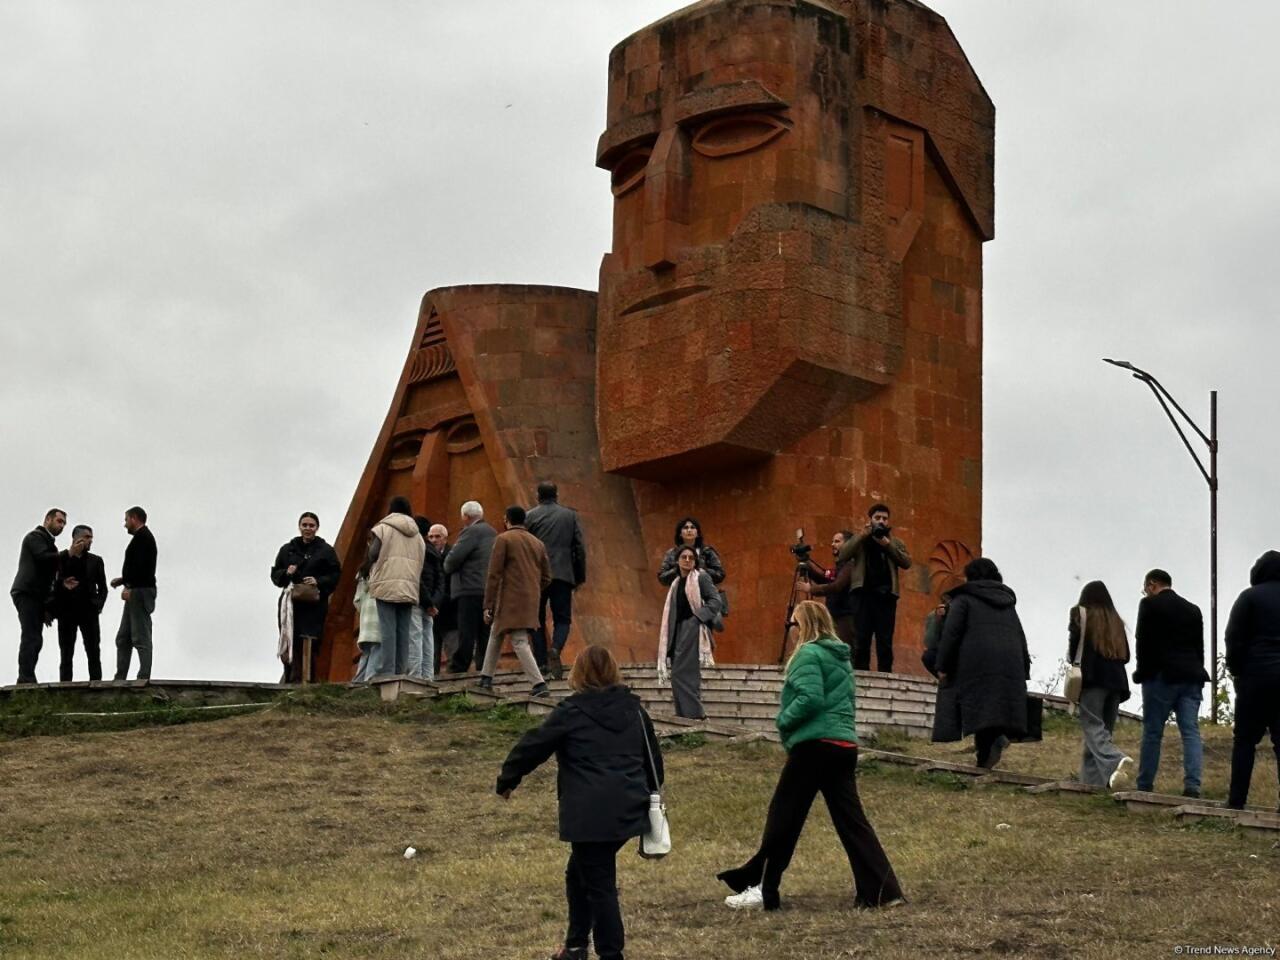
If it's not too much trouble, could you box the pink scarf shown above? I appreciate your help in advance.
[657,572,715,666]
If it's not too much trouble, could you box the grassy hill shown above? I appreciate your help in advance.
[0,691,1276,959]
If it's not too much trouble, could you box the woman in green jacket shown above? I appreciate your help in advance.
[717,601,904,911]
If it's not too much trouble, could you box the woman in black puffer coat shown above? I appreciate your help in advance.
[934,558,1031,769]
[496,645,664,960]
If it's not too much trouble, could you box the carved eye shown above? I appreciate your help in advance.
[691,113,790,158]
[610,146,652,197]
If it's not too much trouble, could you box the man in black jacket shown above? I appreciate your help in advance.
[10,507,66,683]
[1133,569,1209,796]
[53,524,109,682]
[525,482,587,679]
[414,515,446,680]
[443,501,495,673]
[111,506,158,681]
[1224,550,1280,810]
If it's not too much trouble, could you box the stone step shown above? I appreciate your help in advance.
[1025,780,1104,796]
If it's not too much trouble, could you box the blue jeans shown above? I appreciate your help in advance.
[375,600,413,677]
[1137,679,1204,792]
[408,607,435,680]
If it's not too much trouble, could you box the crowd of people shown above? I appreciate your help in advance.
[9,506,157,683]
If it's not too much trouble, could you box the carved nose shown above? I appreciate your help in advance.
[642,127,691,271]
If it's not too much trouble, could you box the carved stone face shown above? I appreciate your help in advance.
[595,0,904,479]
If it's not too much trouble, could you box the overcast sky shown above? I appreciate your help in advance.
[3,1,1277,695]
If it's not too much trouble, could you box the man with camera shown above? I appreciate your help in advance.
[800,530,857,652]
[834,503,911,672]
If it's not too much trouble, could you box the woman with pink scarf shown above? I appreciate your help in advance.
[658,545,723,718]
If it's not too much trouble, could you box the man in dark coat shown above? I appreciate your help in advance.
[525,481,587,680]
[10,508,66,683]
[110,506,158,681]
[1133,568,1208,797]
[427,523,456,674]
[270,512,342,683]
[53,524,109,681]
[1224,551,1280,809]
[935,558,1030,768]
[443,501,496,673]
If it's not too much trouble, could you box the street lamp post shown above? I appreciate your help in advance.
[1103,359,1219,722]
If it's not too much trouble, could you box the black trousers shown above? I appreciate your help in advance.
[1228,673,1280,809]
[533,580,574,668]
[564,840,626,960]
[449,595,490,673]
[974,727,1006,767]
[720,741,903,906]
[13,593,47,684]
[57,610,102,682]
[852,591,897,672]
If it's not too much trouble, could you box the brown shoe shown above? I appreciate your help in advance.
[547,649,564,681]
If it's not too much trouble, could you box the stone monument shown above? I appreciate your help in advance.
[318,0,993,681]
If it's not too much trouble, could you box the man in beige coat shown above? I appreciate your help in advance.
[479,505,553,696]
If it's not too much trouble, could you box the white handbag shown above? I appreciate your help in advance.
[1064,606,1086,704]
[637,713,671,859]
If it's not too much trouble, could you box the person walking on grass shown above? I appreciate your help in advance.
[1068,581,1134,789]
[496,644,663,960]
[478,505,553,697]
[1224,551,1280,811]
[933,557,1030,770]
[1133,568,1208,798]
[717,600,904,912]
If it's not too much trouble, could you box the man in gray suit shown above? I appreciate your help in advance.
[443,501,495,673]
[524,482,586,679]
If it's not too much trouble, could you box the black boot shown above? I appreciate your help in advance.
[530,681,550,698]
[476,676,493,690]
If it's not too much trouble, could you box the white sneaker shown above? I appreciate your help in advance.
[1108,756,1134,791]
[725,885,765,910]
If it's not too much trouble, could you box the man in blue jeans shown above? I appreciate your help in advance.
[1133,569,1210,797]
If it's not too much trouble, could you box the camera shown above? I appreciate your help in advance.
[789,527,812,561]
[871,523,892,539]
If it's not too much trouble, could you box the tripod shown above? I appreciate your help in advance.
[777,561,811,664]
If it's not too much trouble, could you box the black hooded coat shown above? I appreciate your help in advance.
[496,685,664,843]
[933,579,1031,740]
[1225,550,1280,681]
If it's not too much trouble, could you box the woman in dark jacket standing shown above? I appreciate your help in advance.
[270,512,341,682]
[497,644,663,960]
[718,601,903,912]
[1068,581,1133,788]
[934,558,1031,769]
[657,546,723,719]
[657,517,726,587]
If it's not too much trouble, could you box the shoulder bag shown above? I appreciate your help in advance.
[1064,606,1086,704]
[637,712,671,859]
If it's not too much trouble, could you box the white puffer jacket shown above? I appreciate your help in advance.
[368,513,426,604]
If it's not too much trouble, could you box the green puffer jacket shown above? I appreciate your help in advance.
[776,636,857,751]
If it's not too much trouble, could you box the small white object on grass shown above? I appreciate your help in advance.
[404,847,417,859]
[996,823,1011,831]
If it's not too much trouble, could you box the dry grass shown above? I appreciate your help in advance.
[0,696,1277,959]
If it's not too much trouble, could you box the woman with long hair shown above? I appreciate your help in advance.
[657,517,726,586]
[934,557,1031,769]
[496,644,664,960]
[657,545,723,718]
[1069,580,1134,788]
[717,600,904,911]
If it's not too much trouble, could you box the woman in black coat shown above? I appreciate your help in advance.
[934,558,1030,768]
[657,517,726,587]
[1067,580,1133,787]
[497,644,664,960]
[270,512,341,682]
